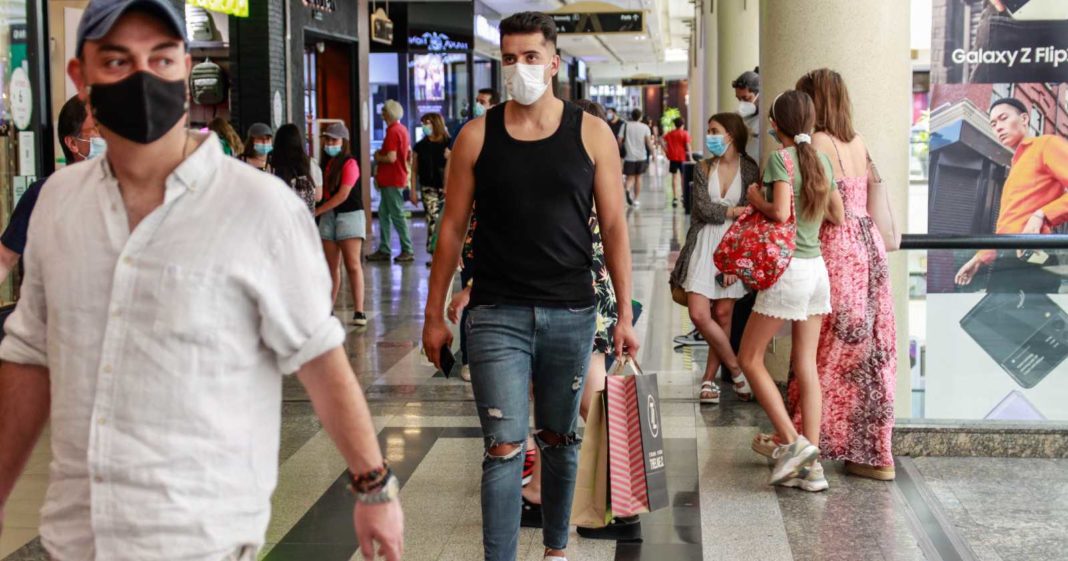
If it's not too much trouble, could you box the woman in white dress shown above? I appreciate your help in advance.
[670,113,760,404]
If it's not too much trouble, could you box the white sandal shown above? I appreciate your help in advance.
[699,380,720,404]
[729,370,754,401]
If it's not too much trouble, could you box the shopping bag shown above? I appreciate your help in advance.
[571,390,613,528]
[605,357,668,517]
[713,148,797,291]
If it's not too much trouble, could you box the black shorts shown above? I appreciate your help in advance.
[669,160,684,174]
[623,160,649,176]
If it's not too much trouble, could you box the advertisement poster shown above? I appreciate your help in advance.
[926,0,1068,421]
[411,53,445,126]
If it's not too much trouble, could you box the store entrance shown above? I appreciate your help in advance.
[303,37,359,155]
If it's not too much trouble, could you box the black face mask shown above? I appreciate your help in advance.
[89,71,188,145]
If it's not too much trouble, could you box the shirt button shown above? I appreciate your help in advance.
[123,256,133,265]
[94,476,104,484]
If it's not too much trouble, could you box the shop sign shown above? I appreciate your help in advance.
[18,131,35,177]
[622,76,663,86]
[187,0,249,18]
[9,67,33,131]
[409,31,470,52]
[551,11,644,34]
[475,15,500,46]
[304,0,336,13]
[371,8,394,45]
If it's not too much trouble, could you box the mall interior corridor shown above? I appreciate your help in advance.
[2,175,1065,561]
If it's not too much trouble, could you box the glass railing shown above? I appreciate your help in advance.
[900,234,1068,423]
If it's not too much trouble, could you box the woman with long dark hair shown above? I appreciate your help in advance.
[738,90,844,491]
[669,113,756,405]
[239,122,273,172]
[413,112,450,262]
[271,124,319,213]
[315,122,367,327]
[792,68,898,481]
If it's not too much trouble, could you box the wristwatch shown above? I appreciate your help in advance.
[354,472,399,505]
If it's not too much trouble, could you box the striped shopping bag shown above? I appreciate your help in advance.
[605,356,668,517]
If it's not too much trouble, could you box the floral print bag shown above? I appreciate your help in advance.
[713,149,797,291]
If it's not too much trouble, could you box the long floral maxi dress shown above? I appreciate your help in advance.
[787,170,897,467]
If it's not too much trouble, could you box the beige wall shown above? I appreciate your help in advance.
[758,0,913,415]
[716,0,759,114]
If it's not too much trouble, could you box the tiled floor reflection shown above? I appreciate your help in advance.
[1,175,1061,561]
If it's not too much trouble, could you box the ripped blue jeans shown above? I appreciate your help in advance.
[466,304,596,561]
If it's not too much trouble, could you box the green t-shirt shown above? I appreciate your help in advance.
[762,147,836,259]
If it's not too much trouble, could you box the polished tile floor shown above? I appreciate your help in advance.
[3,173,1066,561]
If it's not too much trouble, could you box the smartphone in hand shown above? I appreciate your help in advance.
[439,345,457,378]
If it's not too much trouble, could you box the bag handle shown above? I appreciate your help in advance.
[609,354,645,377]
[778,148,797,223]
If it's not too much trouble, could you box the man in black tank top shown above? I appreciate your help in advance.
[422,12,638,561]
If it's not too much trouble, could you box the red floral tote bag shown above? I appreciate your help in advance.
[713,149,797,291]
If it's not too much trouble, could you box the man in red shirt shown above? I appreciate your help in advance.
[368,99,415,263]
[662,118,692,208]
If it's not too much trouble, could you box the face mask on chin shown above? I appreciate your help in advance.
[89,71,188,145]
[503,63,550,106]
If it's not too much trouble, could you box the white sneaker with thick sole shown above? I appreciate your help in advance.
[769,436,820,485]
[673,328,707,347]
[782,461,829,492]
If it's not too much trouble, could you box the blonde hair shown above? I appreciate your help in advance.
[383,99,404,121]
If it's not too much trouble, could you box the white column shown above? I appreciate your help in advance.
[758,0,912,416]
[717,0,759,114]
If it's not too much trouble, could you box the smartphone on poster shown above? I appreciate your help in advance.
[959,292,1068,389]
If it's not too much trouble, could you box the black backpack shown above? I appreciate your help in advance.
[191,59,226,106]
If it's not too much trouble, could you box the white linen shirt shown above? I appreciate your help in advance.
[0,134,345,561]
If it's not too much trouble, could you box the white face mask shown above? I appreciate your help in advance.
[738,101,757,118]
[503,63,550,106]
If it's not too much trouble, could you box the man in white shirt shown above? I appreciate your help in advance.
[0,1,403,560]
[617,109,653,208]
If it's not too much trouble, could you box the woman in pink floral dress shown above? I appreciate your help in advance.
[789,69,900,480]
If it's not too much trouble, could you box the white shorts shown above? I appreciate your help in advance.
[753,256,832,321]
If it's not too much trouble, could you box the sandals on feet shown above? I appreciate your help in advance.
[699,381,720,404]
[751,433,780,459]
[729,370,754,401]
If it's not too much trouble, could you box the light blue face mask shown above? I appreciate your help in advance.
[422,124,433,137]
[254,143,273,155]
[705,134,729,156]
[87,137,107,159]
[473,103,486,117]
[324,145,342,157]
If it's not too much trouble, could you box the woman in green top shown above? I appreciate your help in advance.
[737,90,844,491]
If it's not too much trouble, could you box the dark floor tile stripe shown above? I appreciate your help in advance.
[265,427,443,561]
[894,456,980,561]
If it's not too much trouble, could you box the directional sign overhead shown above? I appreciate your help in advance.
[551,11,645,34]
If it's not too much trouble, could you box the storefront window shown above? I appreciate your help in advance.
[0,0,30,305]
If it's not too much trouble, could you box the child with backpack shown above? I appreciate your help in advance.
[733,90,845,491]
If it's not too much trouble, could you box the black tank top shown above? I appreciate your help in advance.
[470,101,595,308]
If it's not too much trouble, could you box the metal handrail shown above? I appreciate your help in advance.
[900,234,1068,251]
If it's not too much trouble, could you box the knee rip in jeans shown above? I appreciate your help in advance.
[485,440,525,461]
[535,430,581,449]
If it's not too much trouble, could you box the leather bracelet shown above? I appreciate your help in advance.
[348,461,390,494]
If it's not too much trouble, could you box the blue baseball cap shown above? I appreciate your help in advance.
[77,0,187,56]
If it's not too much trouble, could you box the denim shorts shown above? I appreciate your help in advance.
[319,209,366,242]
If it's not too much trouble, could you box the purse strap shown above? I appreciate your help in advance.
[778,148,797,223]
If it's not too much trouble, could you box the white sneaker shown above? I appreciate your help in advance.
[769,436,820,485]
[673,328,707,347]
[633,200,641,209]
[782,461,829,492]
[460,365,471,382]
